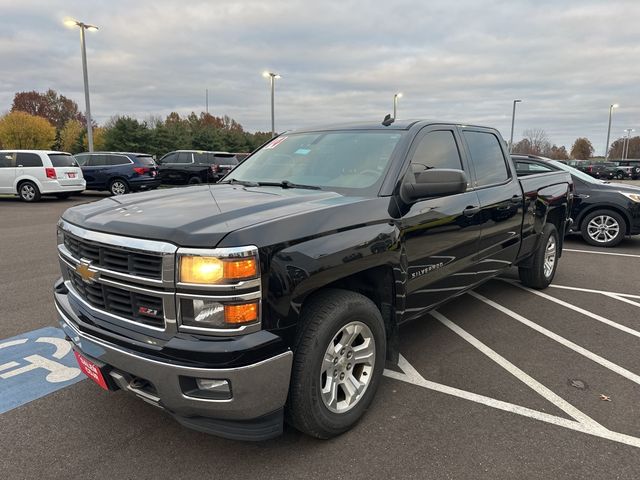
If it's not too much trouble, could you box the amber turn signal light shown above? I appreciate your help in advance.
[224,303,259,324]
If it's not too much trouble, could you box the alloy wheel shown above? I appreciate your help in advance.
[587,215,620,244]
[21,184,36,201]
[111,181,127,195]
[543,235,556,278]
[320,321,375,414]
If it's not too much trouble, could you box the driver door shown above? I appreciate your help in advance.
[397,127,483,320]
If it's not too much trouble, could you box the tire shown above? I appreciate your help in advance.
[286,289,386,439]
[18,181,41,202]
[188,176,202,185]
[518,223,559,289]
[55,192,72,200]
[109,179,129,196]
[580,209,626,247]
[615,172,624,180]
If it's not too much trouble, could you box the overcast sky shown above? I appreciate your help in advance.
[0,0,638,153]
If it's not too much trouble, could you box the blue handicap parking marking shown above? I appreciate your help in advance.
[0,326,85,414]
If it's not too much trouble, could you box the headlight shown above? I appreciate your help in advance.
[179,298,259,329]
[621,192,640,203]
[178,247,259,285]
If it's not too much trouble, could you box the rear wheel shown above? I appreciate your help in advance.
[519,223,559,289]
[581,209,625,247]
[18,181,41,202]
[188,176,202,185]
[286,289,386,439]
[109,179,129,196]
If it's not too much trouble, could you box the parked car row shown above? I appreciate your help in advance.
[513,154,640,247]
[559,159,640,180]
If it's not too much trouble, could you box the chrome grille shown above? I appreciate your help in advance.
[63,232,163,280]
[68,266,165,328]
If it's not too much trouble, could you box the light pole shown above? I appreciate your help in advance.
[262,71,281,137]
[64,18,98,152]
[509,99,522,153]
[623,128,634,161]
[393,93,403,119]
[605,103,619,160]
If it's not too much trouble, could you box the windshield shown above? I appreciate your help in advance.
[549,160,604,184]
[224,131,405,194]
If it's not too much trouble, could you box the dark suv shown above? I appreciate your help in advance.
[74,152,160,195]
[615,160,640,179]
[157,150,240,185]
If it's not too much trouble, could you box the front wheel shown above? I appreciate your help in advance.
[188,176,202,185]
[519,223,559,289]
[581,209,625,247]
[286,289,386,439]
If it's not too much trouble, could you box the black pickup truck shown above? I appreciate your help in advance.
[54,120,572,441]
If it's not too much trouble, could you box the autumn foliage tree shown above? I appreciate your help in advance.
[608,136,640,159]
[11,89,84,130]
[0,111,56,149]
[570,138,594,160]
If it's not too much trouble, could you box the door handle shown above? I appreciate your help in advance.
[463,206,480,217]
[510,195,522,204]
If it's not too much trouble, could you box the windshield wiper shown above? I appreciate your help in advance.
[256,180,321,190]
[222,178,259,187]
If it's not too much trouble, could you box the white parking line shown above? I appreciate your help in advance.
[469,291,640,386]
[431,310,602,428]
[564,248,640,259]
[605,294,640,309]
[384,355,640,449]
[503,280,640,339]
[548,284,640,300]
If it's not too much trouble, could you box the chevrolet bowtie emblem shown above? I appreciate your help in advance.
[76,261,99,283]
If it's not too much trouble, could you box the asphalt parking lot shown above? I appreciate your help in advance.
[1,190,640,479]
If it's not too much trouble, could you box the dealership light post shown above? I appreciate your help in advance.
[393,93,403,119]
[509,99,522,153]
[263,71,281,138]
[64,18,98,152]
[623,128,634,161]
[605,103,619,160]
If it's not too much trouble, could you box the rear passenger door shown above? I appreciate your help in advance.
[400,127,483,318]
[0,152,16,193]
[461,128,523,270]
[15,152,44,184]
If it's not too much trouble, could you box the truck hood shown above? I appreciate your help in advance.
[61,184,369,247]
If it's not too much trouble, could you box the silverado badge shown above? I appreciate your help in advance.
[76,261,99,283]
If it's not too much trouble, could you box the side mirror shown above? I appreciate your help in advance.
[400,168,467,203]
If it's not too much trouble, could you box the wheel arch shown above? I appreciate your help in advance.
[576,204,631,235]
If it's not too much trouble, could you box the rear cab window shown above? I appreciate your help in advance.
[462,131,510,187]
[48,153,78,167]
[105,155,131,166]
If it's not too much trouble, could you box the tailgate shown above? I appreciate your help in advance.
[55,166,84,186]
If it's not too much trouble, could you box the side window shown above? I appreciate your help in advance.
[409,130,463,177]
[88,154,106,166]
[106,155,130,166]
[463,131,509,187]
[75,154,88,166]
[528,163,553,172]
[16,152,43,167]
[0,152,15,168]
[193,152,208,164]
[161,152,178,163]
[177,152,192,164]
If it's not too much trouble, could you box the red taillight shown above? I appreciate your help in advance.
[133,167,150,175]
[45,167,56,179]
[210,164,220,173]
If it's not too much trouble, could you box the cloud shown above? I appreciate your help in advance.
[0,0,638,153]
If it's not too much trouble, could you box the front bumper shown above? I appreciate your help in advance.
[56,290,293,441]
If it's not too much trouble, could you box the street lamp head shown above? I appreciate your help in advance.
[63,18,79,28]
[612,103,619,109]
[263,71,280,79]
[395,92,403,99]
[64,18,98,30]
[85,24,99,31]
[514,99,522,103]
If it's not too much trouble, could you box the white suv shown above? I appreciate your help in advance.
[0,150,86,202]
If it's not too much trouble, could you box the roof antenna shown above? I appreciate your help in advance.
[382,114,395,126]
